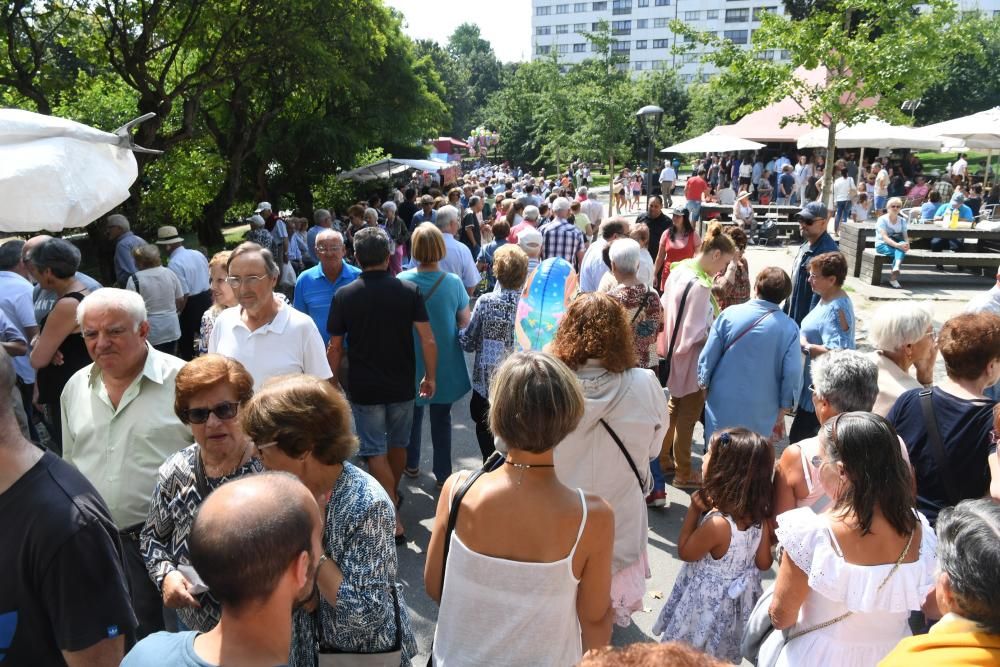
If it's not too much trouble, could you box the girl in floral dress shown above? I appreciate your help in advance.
[653,428,774,663]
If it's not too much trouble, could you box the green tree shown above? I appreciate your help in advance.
[674,0,966,204]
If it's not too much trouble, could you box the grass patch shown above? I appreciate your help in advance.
[589,173,611,188]
[914,151,992,175]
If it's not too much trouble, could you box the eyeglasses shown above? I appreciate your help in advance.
[315,245,344,255]
[254,441,279,456]
[180,401,240,425]
[226,275,268,288]
[888,204,902,209]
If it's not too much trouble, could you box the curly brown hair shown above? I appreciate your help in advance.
[809,251,848,286]
[939,311,1000,381]
[580,642,725,667]
[551,292,638,373]
[700,427,774,525]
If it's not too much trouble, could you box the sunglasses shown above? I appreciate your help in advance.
[180,401,240,425]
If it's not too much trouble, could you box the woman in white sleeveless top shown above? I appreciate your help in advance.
[424,351,615,666]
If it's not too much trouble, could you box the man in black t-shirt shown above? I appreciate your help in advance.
[636,195,670,264]
[327,227,436,538]
[0,351,136,665]
[460,195,484,257]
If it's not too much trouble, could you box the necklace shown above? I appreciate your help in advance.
[504,459,555,485]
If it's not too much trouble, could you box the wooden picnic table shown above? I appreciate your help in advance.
[696,203,802,236]
[841,221,1000,277]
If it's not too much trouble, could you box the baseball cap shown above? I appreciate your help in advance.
[670,205,687,216]
[254,201,272,213]
[951,192,965,205]
[247,214,265,227]
[795,201,828,222]
[518,228,543,248]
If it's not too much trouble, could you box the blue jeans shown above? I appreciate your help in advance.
[650,458,665,492]
[406,403,453,484]
[685,199,702,223]
[875,241,906,270]
[834,200,851,232]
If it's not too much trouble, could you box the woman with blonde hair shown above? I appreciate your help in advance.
[197,250,236,356]
[126,243,184,354]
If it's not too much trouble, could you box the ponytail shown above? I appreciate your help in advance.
[700,222,736,255]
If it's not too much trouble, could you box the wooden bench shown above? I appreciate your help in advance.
[860,248,1000,286]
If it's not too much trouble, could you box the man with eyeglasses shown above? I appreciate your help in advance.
[292,230,361,346]
[61,288,193,640]
[783,201,838,326]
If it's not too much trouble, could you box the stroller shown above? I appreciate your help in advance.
[750,202,781,246]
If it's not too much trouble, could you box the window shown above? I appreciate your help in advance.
[574,42,587,52]
[612,39,631,51]
[653,17,668,27]
[684,10,701,20]
[612,0,632,15]
[536,44,552,54]
[654,0,670,6]
[682,73,694,83]
[611,20,631,34]
[633,60,645,70]
[574,22,587,31]
[556,3,569,14]
[558,43,570,53]
[592,1,608,9]
[592,22,601,30]
[701,73,711,82]
[638,0,649,6]
[556,24,569,33]
[536,5,551,16]
[724,29,748,43]
[635,39,647,48]
[756,49,774,60]
[574,2,587,10]
[536,26,552,35]
[753,6,776,20]
[636,18,648,28]
[652,38,669,48]
[683,33,694,42]
[726,8,749,22]
[591,42,601,51]
[706,10,718,19]
[780,49,791,59]
[653,59,668,69]
[683,52,699,63]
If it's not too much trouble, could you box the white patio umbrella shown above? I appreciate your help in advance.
[0,108,159,232]
[662,131,764,154]
[921,107,1000,185]
[796,118,944,151]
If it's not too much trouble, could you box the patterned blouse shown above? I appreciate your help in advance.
[607,284,663,369]
[140,443,264,631]
[289,462,416,667]
[712,256,751,312]
[197,305,225,356]
[458,287,520,397]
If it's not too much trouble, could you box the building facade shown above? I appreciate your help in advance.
[531,0,1000,82]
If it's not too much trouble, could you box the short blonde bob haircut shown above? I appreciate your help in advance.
[411,222,446,264]
[489,351,584,454]
[241,374,357,465]
[492,244,529,290]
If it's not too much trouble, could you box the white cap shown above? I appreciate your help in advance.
[518,228,543,248]
[255,201,272,213]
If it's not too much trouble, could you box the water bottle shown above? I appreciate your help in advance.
[950,208,959,229]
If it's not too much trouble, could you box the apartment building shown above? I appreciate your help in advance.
[530,0,1000,82]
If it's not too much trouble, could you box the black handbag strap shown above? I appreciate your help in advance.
[313,569,403,658]
[421,273,448,302]
[630,288,653,325]
[722,310,775,354]
[599,418,646,492]
[663,279,696,381]
[918,388,962,505]
[440,451,505,586]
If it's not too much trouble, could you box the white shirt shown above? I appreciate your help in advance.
[0,270,37,383]
[580,198,603,227]
[209,301,332,390]
[739,162,753,178]
[638,252,655,288]
[967,284,1000,317]
[440,234,481,289]
[659,166,677,183]
[125,266,183,345]
[579,238,610,292]
[875,169,890,196]
[167,246,210,295]
[833,176,855,202]
[952,158,968,177]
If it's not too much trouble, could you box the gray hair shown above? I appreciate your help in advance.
[578,186,588,196]
[107,214,130,232]
[935,499,1000,633]
[77,288,147,331]
[315,229,343,245]
[609,238,641,275]
[132,243,162,270]
[0,239,26,271]
[523,205,540,221]
[313,208,331,225]
[869,301,933,353]
[552,197,571,213]
[381,201,397,213]
[435,205,460,229]
[32,238,81,279]
[467,195,481,209]
[364,207,379,223]
[229,242,280,278]
[812,349,878,413]
[248,214,265,228]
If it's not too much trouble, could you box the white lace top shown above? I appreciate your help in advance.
[773,507,937,667]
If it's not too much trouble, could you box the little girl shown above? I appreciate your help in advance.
[630,173,643,211]
[652,428,774,664]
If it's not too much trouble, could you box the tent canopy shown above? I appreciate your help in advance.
[337,157,452,182]
[921,107,1000,150]
[662,131,764,154]
[796,118,943,150]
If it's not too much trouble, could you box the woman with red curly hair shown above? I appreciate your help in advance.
[551,292,669,628]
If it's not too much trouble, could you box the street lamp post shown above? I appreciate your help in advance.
[636,105,664,209]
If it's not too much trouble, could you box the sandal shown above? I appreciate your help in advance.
[673,473,703,489]
[403,466,420,478]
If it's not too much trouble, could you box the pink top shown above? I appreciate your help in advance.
[657,230,699,292]
[657,262,715,397]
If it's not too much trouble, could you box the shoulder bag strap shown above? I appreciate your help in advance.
[440,450,505,587]
[422,273,448,302]
[918,388,962,505]
[663,280,696,381]
[630,288,653,324]
[599,418,646,492]
[128,273,139,293]
[722,310,775,354]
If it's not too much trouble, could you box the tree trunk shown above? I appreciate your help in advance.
[823,119,837,210]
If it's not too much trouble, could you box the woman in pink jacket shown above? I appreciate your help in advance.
[656,223,736,488]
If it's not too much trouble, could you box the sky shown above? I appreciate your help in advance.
[384,0,532,63]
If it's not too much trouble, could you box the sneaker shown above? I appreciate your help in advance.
[673,473,703,489]
[645,490,667,507]
[889,279,902,289]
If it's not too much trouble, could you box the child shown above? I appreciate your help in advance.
[652,428,774,664]
[631,173,643,211]
[851,192,870,222]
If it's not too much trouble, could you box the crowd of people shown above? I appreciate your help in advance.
[2,162,1000,667]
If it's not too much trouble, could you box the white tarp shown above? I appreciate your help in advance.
[338,157,453,182]
[0,108,139,232]
[796,118,944,150]
[662,131,765,154]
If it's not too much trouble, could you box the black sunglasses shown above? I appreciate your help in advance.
[181,401,240,425]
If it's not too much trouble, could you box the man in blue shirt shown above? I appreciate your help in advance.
[784,202,839,325]
[931,192,975,253]
[107,214,145,287]
[293,229,361,345]
[304,208,335,268]
[409,194,436,230]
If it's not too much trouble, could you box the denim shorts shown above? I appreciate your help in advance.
[351,401,415,458]
[874,195,888,211]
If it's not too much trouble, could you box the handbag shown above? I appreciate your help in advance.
[315,586,402,666]
[741,527,915,667]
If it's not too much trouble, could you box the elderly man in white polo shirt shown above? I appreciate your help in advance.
[155,226,210,360]
[208,242,331,390]
[434,205,481,296]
